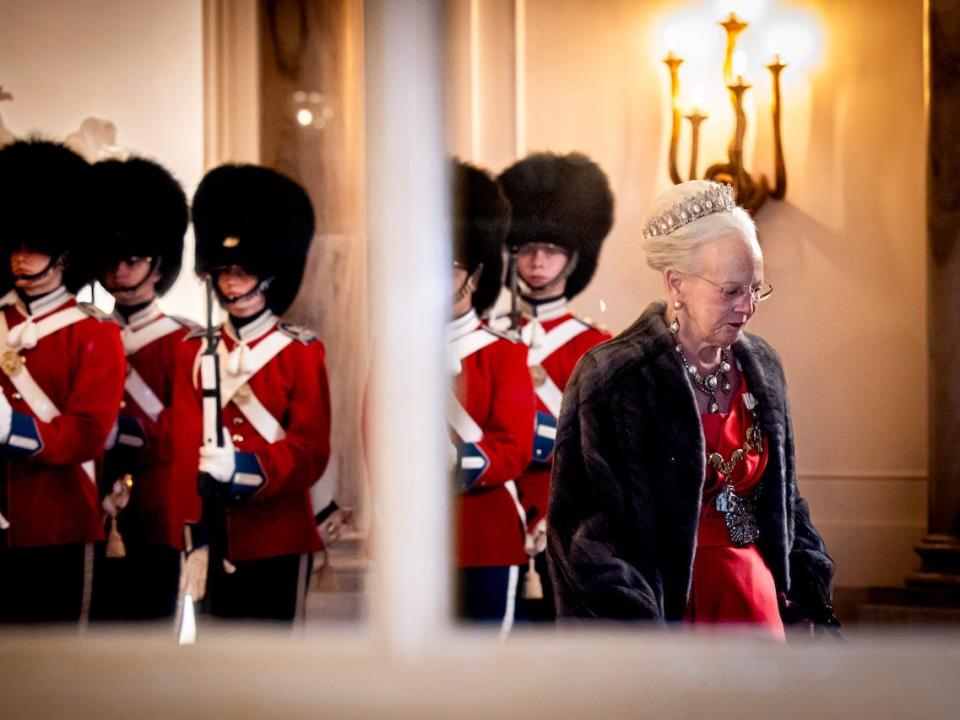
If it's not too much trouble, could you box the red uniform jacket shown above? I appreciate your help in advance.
[449,309,535,568]
[176,310,331,562]
[107,300,200,550]
[0,288,125,548]
[496,297,610,533]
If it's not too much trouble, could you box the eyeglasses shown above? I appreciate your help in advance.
[216,264,258,281]
[689,273,773,303]
[116,256,154,267]
[517,242,569,259]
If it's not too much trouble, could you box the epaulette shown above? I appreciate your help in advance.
[483,324,520,343]
[277,321,318,344]
[170,315,203,332]
[77,302,112,322]
[183,325,218,341]
[575,314,608,333]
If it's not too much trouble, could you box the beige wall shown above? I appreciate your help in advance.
[0,0,206,320]
[447,0,927,587]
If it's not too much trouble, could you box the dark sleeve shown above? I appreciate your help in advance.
[547,354,663,621]
[784,395,837,621]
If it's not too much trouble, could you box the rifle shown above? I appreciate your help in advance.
[199,276,225,462]
[177,277,231,643]
[197,276,233,574]
[507,245,520,333]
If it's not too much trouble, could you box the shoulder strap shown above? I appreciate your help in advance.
[4,306,88,350]
[446,387,483,443]
[231,385,287,443]
[122,315,183,356]
[0,313,95,483]
[210,331,294,407]
[527,317,590,366]
[76,302,112,321]
[124,367,165,422]
[534,373,564,419]
[451,328,500,364]
[277,322,318,344]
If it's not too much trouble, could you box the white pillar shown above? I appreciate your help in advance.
[364,0,450,657]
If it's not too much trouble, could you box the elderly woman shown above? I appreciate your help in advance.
[547,180,838,636]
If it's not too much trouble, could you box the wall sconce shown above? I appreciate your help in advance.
[663,12,786,213]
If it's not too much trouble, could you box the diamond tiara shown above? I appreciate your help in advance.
[641,183,737,239]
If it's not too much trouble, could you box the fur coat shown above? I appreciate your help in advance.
[547,301,835,622]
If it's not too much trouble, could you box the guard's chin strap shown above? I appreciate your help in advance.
[102,257,161,294]
[519,292,566,307]
[216,276,273,306]
[453,262,484,305]
[517,251,579,296]
[12,253,66,284]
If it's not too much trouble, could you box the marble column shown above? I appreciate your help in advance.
[259,0,370,521]
[915,0,960,585]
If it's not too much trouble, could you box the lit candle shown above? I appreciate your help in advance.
[732,49,748,83]
[664,24,680,58]
[720,0,766,23]
[691,82,707,116]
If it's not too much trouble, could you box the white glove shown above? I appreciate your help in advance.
[180,546,210,602]
[448,441,459,470]
[525,518,547,556]
[318,507,354,548]
[102,477,132,519]
[199,434,235,483]
[0,387,11,445]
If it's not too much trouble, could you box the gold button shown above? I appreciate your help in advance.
[232,434,244,444]
[119,400,127,409]
[11,392,22,401]
[232,417,244,425]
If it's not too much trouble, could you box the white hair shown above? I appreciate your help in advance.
[641,180,760,273]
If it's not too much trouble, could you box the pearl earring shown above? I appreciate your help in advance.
[673,300,683,311]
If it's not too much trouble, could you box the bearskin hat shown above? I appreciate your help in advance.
[0,139,95,293]
[451,160,511,314]
[498,151,614,299]
[91,157,188,296]
[192,164,315,315]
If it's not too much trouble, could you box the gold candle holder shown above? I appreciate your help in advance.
[684,108,708,180]
[719,13,748,80]
[659,13,789,213]
[663,51,684,185]
[767,54,787,199]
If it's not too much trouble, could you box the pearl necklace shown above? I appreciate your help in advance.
[672,336,732,413]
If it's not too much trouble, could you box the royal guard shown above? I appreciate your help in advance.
[449,160,536,634]
[177,164,331,622]
[496,151,614,620]
[88,156,198,621]
[0,140,126,623]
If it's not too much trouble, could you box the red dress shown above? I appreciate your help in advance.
[685,375,785,639]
